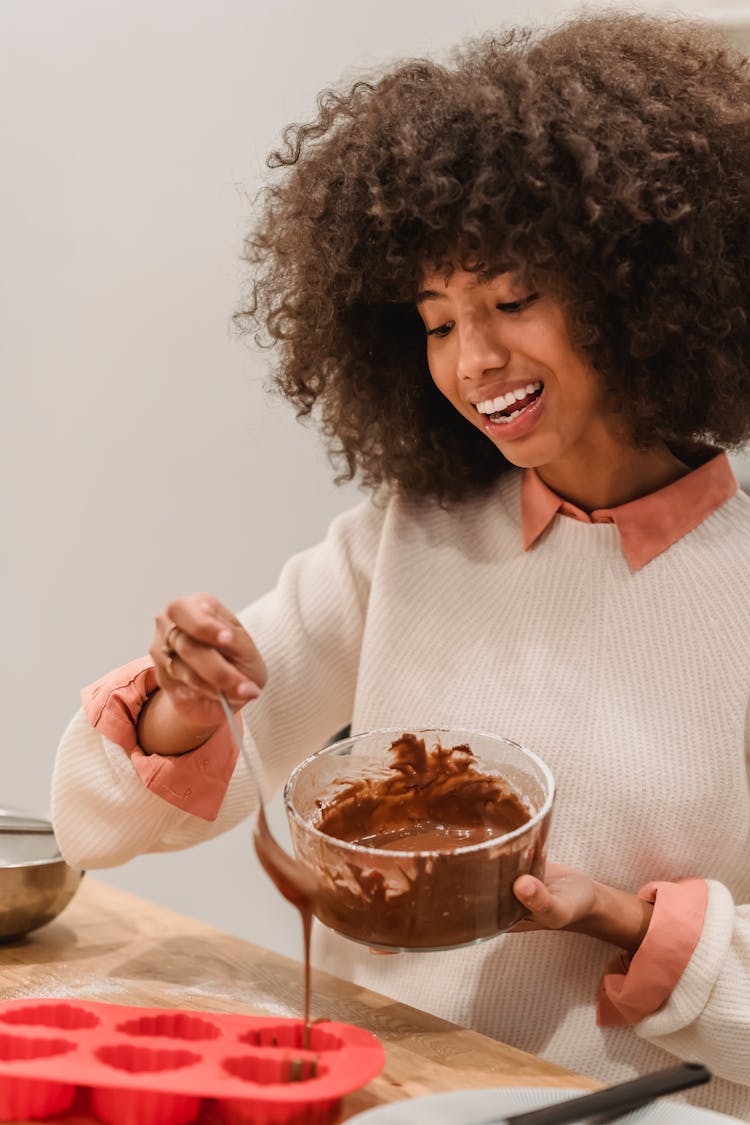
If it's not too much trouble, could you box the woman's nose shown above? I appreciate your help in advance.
[455,322,510,381]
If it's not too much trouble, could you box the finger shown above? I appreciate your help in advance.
[150,640,221,700]
[196,593,240,630]
[153,661,249,715]
[514,874,544,904]
[513,875,556,920]
[201,605,269,687]
[160,627,260,701]
[163,595,237,648]
[165,596,268,687]
[151,623,229,700]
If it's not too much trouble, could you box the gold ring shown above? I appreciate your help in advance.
[163,623,181,656]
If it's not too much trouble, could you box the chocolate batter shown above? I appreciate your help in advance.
[311,733,549,949]
[318,733,529,849]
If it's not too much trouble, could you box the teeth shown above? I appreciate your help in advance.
[476,381,542,415]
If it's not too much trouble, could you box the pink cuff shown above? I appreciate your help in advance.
[81,657,240,822]
[597,878,708,1026]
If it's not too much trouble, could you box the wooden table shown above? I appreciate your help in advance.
[0,878,599,1122]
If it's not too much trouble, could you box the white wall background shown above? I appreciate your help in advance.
[2,0,749,963]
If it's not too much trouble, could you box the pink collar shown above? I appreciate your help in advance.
[521,451,738,569]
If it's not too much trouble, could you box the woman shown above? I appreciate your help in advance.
[52,12,750,1116]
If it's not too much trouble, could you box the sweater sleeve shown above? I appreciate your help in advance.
[78,654,242,821]
[617,692,750,1087]
[51,497,385,870]
[597,878,708,1026]
[628,879,749,1086]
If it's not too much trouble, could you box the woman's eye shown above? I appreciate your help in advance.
[426,322,453,338]
[497,293,540,314]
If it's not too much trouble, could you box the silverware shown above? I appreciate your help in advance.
[217,696,316,912]
[218,694,317,1048]
[496,1062,711,1124]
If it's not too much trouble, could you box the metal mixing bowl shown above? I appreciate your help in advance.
[0,808,84,941]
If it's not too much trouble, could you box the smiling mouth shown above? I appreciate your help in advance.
[473,381,544,423]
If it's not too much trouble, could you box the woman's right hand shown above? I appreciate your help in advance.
[137,593,267,756]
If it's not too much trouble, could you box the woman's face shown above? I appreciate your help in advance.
[416,268,626,488]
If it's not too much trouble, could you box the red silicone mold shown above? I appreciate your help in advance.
[0,999,385,1125]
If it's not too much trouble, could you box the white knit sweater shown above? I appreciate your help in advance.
[52,471,750,1118]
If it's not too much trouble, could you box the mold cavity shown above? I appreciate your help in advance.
[223,1053,324,1085]
[0,1003,99,1030]
[95,1044,200,1073]
[0,1034,75,1062]
[237,1024,342,1051]
[115,1013,220,1041]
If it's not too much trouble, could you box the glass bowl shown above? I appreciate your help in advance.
[283,727,555,951]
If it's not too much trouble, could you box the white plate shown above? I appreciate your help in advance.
[346,1086,744,1124]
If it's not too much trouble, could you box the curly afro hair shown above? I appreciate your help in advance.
[237,12,750,502]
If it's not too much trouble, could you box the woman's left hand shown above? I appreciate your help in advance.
[512,862,653,955]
